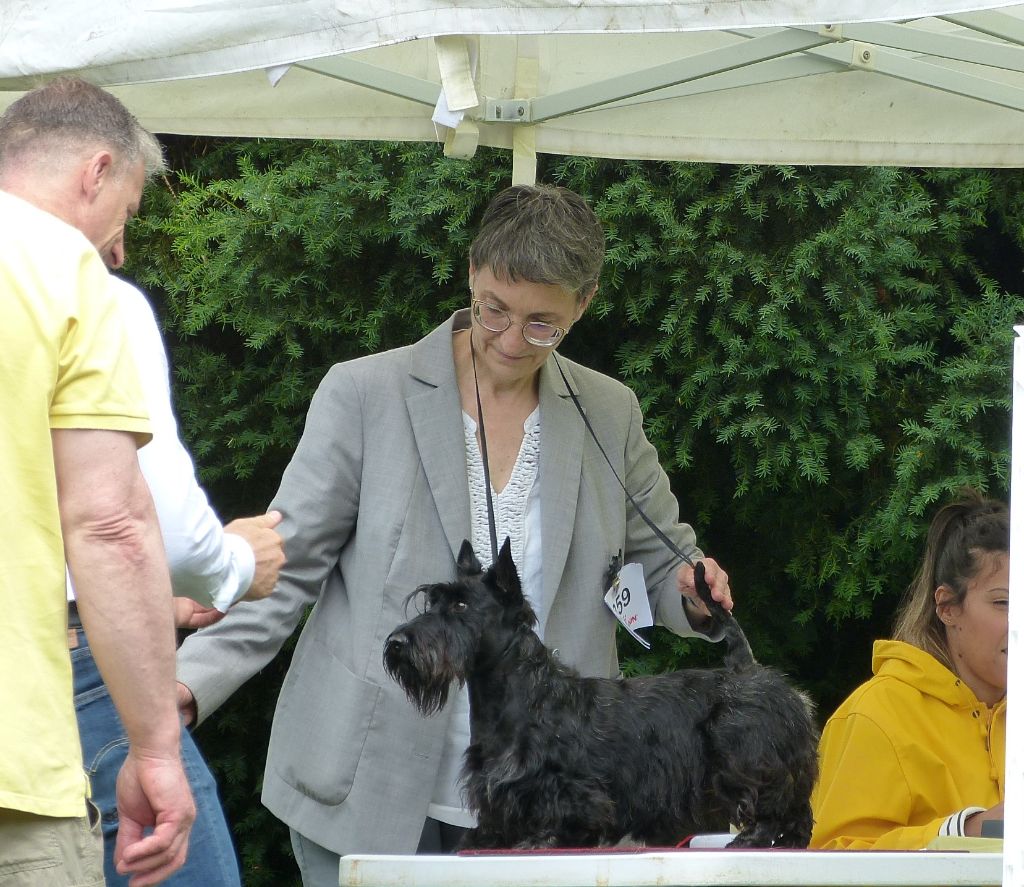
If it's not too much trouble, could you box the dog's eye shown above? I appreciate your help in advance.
[451,601,469,613]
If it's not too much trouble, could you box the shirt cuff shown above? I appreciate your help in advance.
[215,532,256,611]
[657,587,723,642]
[939,807,987,837]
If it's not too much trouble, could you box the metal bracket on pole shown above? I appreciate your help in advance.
[850,42,878,71]
[484,99,533,123]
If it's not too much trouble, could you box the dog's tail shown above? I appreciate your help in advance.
[693,561,756,671]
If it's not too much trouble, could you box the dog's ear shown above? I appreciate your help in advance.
[493,537,538,629]
[457,539,483,576]
[493,537,523,601]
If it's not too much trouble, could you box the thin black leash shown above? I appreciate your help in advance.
[469,331,500,564]
[552,351,698,569]
[466,333,697,575]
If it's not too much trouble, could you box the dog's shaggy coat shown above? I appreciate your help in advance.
[383,539,818,849]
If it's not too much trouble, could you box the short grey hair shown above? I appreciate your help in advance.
[0,76,165,179]
[469,184,605,300]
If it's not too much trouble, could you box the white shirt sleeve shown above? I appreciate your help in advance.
[111,277,255,611]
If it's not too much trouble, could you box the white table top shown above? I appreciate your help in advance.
[338,849,1003,887]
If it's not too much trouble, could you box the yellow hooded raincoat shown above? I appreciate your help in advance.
[810,639,1004,849]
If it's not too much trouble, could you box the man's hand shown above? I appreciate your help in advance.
[113,748,195,887]
[676,557,733,618]
[176,682,199,728]
[225,510,285,601]
[173,598,225,630]
[175,676,198,725]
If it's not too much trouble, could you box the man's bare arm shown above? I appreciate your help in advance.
[54,428,194,886]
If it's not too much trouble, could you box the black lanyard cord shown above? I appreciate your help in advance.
[552,352,698,569]
[466,337,696,573]
[469,331,500,565]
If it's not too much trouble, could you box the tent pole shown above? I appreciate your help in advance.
[1006,327,1024,886]
[511,129,537,184]
[512,45,538,185]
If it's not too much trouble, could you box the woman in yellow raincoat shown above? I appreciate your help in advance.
[810,489,1007,849]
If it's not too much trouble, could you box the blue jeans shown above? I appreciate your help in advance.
[71,625,242,887]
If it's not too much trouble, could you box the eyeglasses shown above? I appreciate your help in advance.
[471,299,569,347]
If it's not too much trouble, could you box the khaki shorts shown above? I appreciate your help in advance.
[0,803,104,887]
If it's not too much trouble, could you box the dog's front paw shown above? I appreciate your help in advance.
[513,834,561,850]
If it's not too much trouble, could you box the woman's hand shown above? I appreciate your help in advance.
[964,802,1004,837]
[676,557,733,617]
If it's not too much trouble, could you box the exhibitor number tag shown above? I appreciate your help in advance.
[604,561,653,649]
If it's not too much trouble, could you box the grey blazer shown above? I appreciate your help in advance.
[176,310,709,856]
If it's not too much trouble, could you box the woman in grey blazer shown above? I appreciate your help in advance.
[176,184,733,885]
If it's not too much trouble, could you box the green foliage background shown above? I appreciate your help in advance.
[126,140,1024,883]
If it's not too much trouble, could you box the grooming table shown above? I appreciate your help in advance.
[338,847,1003,887]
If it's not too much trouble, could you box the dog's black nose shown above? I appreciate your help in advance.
[383,633,410,676]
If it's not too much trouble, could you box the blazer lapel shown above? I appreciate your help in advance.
[538,355,585,630]
[406,313,471,560]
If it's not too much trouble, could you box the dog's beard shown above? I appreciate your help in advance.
[383,637,466,716]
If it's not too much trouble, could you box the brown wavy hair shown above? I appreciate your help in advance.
[892,488,1008,671]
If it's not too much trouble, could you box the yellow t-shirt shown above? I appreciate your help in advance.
[0,190,151,817]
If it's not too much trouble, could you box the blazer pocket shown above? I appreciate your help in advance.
[270,639,382,806]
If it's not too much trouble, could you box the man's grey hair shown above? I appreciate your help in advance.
[469,184,605,300]
[0,76,165,179]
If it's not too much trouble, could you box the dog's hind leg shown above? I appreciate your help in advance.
[727,800,813,849]
[702,671,818,849]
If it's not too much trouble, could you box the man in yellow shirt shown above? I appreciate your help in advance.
[0,79,194,885]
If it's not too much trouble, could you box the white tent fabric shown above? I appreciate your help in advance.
[4,1,1024,177]
[0,1,1019,882]
[2,1,1020,79]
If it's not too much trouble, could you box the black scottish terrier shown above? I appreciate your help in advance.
[383,539,818,850]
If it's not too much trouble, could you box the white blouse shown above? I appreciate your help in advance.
[427,406,545,827]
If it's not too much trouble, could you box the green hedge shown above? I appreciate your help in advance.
[127,140,1024,882]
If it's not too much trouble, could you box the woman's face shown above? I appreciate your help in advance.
[468,264,589,387]
[936,551,1010,706]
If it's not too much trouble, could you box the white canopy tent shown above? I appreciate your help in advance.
[4,1,1024,179]
[0,2,1019,883]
